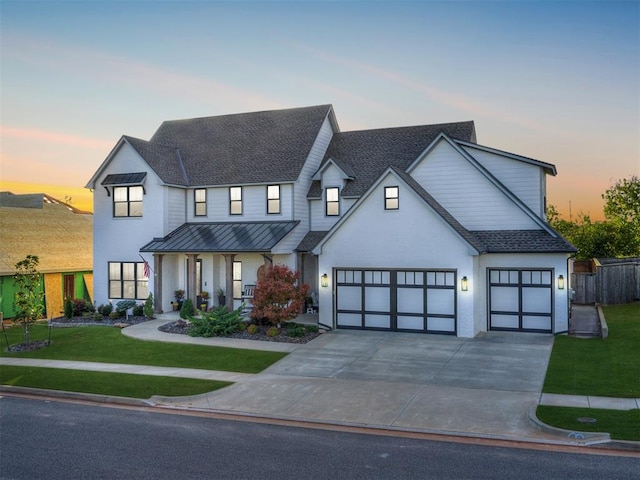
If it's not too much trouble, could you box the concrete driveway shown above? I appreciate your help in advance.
[172,329,560,442]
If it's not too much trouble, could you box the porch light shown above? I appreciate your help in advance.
[321,273,329,288]
[558,275,565,290]
[461,276,468,292]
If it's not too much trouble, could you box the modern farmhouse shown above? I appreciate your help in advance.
[86,104,575,337]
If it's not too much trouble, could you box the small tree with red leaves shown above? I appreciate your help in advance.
[250,264,309,326]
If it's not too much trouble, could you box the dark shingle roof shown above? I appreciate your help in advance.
[296,231,329,252]
[140,221,299,253]
[142,105,333,186]
[320,121,476,197]
[471,230,577,253]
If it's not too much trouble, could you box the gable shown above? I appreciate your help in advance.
[315,171,476,265]
[408,138,540,231]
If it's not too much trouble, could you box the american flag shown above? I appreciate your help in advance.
[142,258,151,278]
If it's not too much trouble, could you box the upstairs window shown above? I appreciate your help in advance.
[267,185,280,214]
[113,186,143,217]
[195,188,207,216]
[326,187,340,216]
[385,186,399,210]
[229,186,242,215]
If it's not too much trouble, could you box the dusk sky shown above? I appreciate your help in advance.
[1,0,638,218]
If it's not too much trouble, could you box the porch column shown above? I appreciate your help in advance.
[186,254,199,307]
[223,253,236,311]
[153,253,164,313]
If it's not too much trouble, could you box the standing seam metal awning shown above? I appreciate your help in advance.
[140,221,299,253]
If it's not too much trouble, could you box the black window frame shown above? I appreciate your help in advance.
[194,188,207,216]
[385,186,399,210]
[108,261,149,300]
[229,186,243,215]
[325,187,340,216]
[113,185,143,217]
[266,184,281,215]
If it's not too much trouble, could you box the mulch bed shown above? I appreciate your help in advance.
[50,316,151,327]
[158,320,322,344]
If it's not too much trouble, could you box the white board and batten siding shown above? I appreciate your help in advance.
[317,173,476,337]
[409,140,539,231]
[460,145,544,217]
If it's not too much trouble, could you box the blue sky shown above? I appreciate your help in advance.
[1,0,638,216]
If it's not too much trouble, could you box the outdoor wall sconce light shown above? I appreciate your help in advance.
[558,275,565,290]
[321,273,329,288]
[461,276,468,291]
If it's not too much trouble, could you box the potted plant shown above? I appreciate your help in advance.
[216,288,225,307]
[199,291,209,310]
[174,289,185,311]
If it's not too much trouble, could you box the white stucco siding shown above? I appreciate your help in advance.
[410,140,539,230]
[477,253,570,334]
[461,145,544,217]
[92,142,168,307]
[317,173,476,337]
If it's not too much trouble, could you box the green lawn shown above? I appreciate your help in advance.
[0,365,231,399]
[538,303,640,441]
[536,406,640,442]
[543,304,640,397]
[1,324,287,374]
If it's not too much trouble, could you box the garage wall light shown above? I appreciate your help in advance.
[557,275,565,290]
[321,273,329,288]
[461,276,468,291]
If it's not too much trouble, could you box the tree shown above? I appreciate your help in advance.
[13,255,45,345]
[602,175,640,225]
[250,264,309,326]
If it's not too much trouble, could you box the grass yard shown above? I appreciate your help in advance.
[536,406,640,442]
[0,324,287,374]
[0,365,231,399]
[543,304,640,398]
[539,303,639,441]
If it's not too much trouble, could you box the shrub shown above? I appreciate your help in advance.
[286,324,306,337]
[93,312,103,321]
[246,324,258,334]
[64,297,73,319]
[98,303,113,316]
[72,298,94,317]
[188,305,243,337]
[250,264,310,326]
[143,293,154,318]
[132,304,144,316]
[109,311,120,319]
[266,326,280,337]
[116,300,137,313]
[305,325,319,333]
[180,298,195,319]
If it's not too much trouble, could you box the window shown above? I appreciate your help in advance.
[267,185,280,214]
[230,187,242,215]
[108,262,148,299]
[326,187,340,216]
[233,261,242,299]
[113,186,143,217]
[385,186,399,210]
[194,189,207,216]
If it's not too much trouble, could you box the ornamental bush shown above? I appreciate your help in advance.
[188,305,243,337]
[250,264,309,326]
[64,297,73,319]
[143,293,154,318]
[180,298,195,319]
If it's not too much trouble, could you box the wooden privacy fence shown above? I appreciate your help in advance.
[571,258,640,305]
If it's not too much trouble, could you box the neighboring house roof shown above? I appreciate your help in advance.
[308,120,476,198]
[140,221,299,253]
[0,193,93,275]
[471,230,577,253]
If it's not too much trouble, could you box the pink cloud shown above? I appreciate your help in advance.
[0,125,113,150]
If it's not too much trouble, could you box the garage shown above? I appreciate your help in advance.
[335,268,457,334]
[488,268,553,333]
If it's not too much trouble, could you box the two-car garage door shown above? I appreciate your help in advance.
[335,269,457,334]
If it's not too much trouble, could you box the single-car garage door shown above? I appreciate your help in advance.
[335,269,457,334]
[488,269,553,333]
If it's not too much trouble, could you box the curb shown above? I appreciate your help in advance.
[0,385,154,407]
[528,408,611,446]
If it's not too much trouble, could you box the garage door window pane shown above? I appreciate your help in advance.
[397,288,423,314]
[491,314,519,329]
[522,287,551,313]
[365,314,390,328]
[427,317,455,332]
[337,313,361,327]
[397,316,424,330]
[337,286,362,310]
[490,286,519,311]
[427,289,454,315]
[523,315,551,330]
[365,286,389,311]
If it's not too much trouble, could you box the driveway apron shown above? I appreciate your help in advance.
[171,329,561,442]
